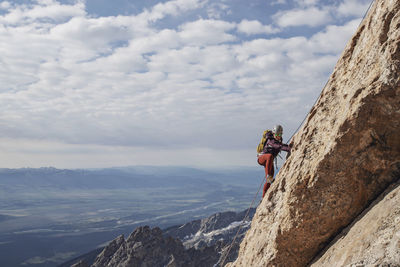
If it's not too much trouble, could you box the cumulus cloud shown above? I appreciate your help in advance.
[337,0,372,17]
[0,0,85,25]
[0,1,11,9]
[206,2,231,19]
[178,19,236,45]
[143,0,207,22]
[309,18,362,53]
[274,7,332,28]
[295,0,320,6]
[237,19,279,35]
[0,0,368,167]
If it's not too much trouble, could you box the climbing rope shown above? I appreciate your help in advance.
[219,175,265,267]
[285,0,376,144]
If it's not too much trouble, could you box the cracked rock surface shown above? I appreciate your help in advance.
[310,181,400,266]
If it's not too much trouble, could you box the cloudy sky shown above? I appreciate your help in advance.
[0,0,371,168]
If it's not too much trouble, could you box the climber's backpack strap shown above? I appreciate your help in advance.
[257,130,272,154]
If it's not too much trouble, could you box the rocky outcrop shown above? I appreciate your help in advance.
[72,209,255,267]
[228,0,400,266]
[88,225,239,267]
[91,235,125,267]
[91,226,191,267]
[310,180,400,266]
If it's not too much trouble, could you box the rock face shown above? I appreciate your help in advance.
[228,0,400,266]
[310,181,400,266]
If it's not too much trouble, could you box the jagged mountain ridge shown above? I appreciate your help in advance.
[66,208,255,267]
[164,208,255,250]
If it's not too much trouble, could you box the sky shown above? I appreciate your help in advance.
[0,0,372,168]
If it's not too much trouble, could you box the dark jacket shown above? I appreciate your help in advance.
[262,132,291,158]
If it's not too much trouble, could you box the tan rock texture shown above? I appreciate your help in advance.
[227,0,400,266]
[310,181,400,267]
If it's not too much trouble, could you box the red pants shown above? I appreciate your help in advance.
[257,153,274,197]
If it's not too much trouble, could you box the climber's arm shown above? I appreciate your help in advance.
[280,143,291,152]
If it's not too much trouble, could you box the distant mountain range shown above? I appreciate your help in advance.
[0,166,264,267]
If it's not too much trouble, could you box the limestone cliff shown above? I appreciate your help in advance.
[228,0,400,266]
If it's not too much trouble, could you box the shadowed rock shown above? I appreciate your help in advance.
[310,181,400,266]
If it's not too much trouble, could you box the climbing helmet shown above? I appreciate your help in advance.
[272,125,283,136]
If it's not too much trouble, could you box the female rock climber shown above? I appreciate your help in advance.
[257,125,291,198]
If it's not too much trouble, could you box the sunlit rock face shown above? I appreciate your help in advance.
[228,0,400,266]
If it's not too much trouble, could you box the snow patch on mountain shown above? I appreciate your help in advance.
[183,220,251,249]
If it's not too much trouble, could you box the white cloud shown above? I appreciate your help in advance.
[178,19,236,45]
[274,7,332,28]
[309,18,362,54]
[295,0,319,6]
[0,0,367,168]
[337,0,371,17]
[0,1,85,25]
[50,16,142,57]
[206,2,230,19]
[237,19,279,35]
[0,1,11,9]
[143,0,207,22]
[24,1,85,22]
